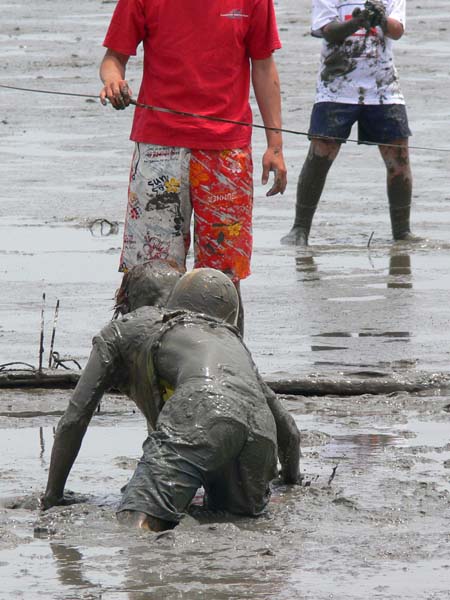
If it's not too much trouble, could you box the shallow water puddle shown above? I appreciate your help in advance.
[0,419,145,499]
[0,391,449,598]
[0,540,125,596]
[0,219,120,285]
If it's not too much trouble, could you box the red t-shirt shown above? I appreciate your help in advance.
[103,0,281,149]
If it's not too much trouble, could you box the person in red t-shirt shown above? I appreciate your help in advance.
[99,0,287,333]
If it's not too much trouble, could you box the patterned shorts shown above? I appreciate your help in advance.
[119,143,254,282]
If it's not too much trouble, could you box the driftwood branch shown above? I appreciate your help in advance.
[0,368,449,397]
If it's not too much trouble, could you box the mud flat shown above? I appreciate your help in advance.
[1,388,450,598]
[1,0,450,598]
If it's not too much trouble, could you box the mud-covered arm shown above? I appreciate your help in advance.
[322,12,371,43]
[262,383,301,484]
[41,347,114,509]
[323,1,403,43]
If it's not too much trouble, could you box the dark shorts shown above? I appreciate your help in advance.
[118,379,278,523]
[309,102,412,145]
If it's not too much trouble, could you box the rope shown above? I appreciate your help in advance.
[1,82,450,153]
[0,83,98,100]
[50,352,82,371]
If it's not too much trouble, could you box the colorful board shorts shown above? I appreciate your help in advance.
[119,144,254,282]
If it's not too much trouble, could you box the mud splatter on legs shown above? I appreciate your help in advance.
[379,140,413,240]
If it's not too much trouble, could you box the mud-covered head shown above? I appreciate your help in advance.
[166,268,239,325]
[114,260,184,316]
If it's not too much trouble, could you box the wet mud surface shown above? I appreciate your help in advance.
[1,389,450,598]
[1,0,450,598]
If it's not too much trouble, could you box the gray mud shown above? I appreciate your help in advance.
[1,389,450,598]
[1,0,450,598]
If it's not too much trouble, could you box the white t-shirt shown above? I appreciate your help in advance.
[312,0,406,105]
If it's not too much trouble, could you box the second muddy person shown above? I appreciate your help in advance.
[281,0,416,246]
[41,266,301,531]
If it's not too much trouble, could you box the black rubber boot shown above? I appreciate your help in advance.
[280,153,334,246]
[388,173,413,240]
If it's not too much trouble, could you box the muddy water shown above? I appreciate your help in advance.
[1,0,450,597]
[1,390,450,598]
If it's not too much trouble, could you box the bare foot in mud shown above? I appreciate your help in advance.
[280,227,309,246]
[116,509,176,532]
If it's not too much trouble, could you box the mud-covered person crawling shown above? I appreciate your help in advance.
[41,264,301,532]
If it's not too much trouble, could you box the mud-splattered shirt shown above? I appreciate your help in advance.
[312,0,406,104]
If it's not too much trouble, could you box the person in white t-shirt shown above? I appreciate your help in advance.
[281,0,416,246]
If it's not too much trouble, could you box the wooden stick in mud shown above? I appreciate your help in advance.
[1,370,449,397]
[38,293,46,374]
[48,299,60,369]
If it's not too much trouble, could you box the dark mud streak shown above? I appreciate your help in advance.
[321,46,357,82]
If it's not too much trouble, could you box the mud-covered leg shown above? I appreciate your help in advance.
[281,139,340,246]
[379,140,414,240]
[205,434,277,517]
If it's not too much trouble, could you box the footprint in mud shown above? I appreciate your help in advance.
[332,495,359,510]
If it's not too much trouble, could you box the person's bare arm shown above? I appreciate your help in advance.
[99,49,132,110]
[262,383,301,484]
[382,17,404,40]
[251,55,287,197]
[41,348,112,509]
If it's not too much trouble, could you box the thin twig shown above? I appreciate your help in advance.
[48,299,60,368]
[38,293,46,374]
[328,464,339,486]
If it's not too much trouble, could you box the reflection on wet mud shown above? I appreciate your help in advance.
[39,426,46,467]
[295,252,319,281]
[359,330,409,338]
[313,330,410,339]
[388,252,412,289]
[312,331,352,338]
[311,345,348,352]
[311,329,410,357]
[313,358,417,370]
[294,250,413,297]
[50,543,93,589]
[324,433,402,462]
